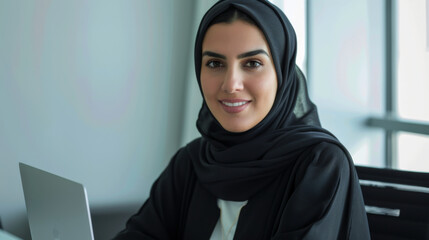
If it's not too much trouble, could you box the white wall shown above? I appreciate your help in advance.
[0,0,194,238]
[182,0,218,145]
[308,0,385,167]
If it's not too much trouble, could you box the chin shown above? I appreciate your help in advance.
[221,123,254,133]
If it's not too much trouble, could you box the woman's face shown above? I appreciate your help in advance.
[201,20,277,133]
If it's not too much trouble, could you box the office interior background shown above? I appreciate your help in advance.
[1,0,428,238]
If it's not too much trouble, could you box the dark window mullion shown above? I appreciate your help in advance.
[385,0,397,168]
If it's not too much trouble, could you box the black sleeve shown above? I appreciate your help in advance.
[113,147,195,240]
[274,143,370,240]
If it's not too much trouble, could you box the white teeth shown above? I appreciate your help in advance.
[222,101,247,107]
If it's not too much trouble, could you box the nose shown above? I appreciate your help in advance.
[221,65,244,93]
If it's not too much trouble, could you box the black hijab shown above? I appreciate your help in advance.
[191,0,344,201]
[195,0,321,149]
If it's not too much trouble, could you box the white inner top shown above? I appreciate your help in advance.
[209,199,248,240]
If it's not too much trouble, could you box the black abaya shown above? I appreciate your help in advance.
[114,0,370,239]
[114,138,370,239]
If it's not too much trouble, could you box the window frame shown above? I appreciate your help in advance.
[364,0,429,169]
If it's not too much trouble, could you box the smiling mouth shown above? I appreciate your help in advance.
[219,100,251,113]
[222,101,248,107]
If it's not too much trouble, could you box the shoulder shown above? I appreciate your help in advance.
[294,142,352,184]
[307,142,350,169]
[156,138,202,191]
[184,137,204,153]
[166,137,203,182]
[169,137,202,166]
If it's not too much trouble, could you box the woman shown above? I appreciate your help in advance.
[114,0,370,239]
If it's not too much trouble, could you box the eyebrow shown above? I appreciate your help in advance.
[202,51,226,59]
[202,49,269,59]
[237,49,269,59]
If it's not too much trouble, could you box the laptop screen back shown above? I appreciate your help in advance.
[19,163,94,240]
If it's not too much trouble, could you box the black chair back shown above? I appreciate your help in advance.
[356,165,429,240]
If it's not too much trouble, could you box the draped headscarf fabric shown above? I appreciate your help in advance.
[195,0,321,148]
[192,0,337,200]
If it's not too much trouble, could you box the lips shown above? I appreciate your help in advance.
[220,99,251,113]
[222,101,248,107]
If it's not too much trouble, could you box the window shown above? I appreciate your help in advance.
[394,0,429,171]
[307,0,429,172]
[308,0,386,168]
[271,0,307,73]
[367,0,429,172]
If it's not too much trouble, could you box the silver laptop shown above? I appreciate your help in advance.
[19,163,94,240]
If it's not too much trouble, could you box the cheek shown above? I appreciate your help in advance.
[200,73,218,100]
[251,72,277,103]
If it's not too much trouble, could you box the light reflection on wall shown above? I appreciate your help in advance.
[0,1,194,237]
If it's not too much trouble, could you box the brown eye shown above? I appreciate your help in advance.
[206,60,224,68]
[244,60,262,68]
